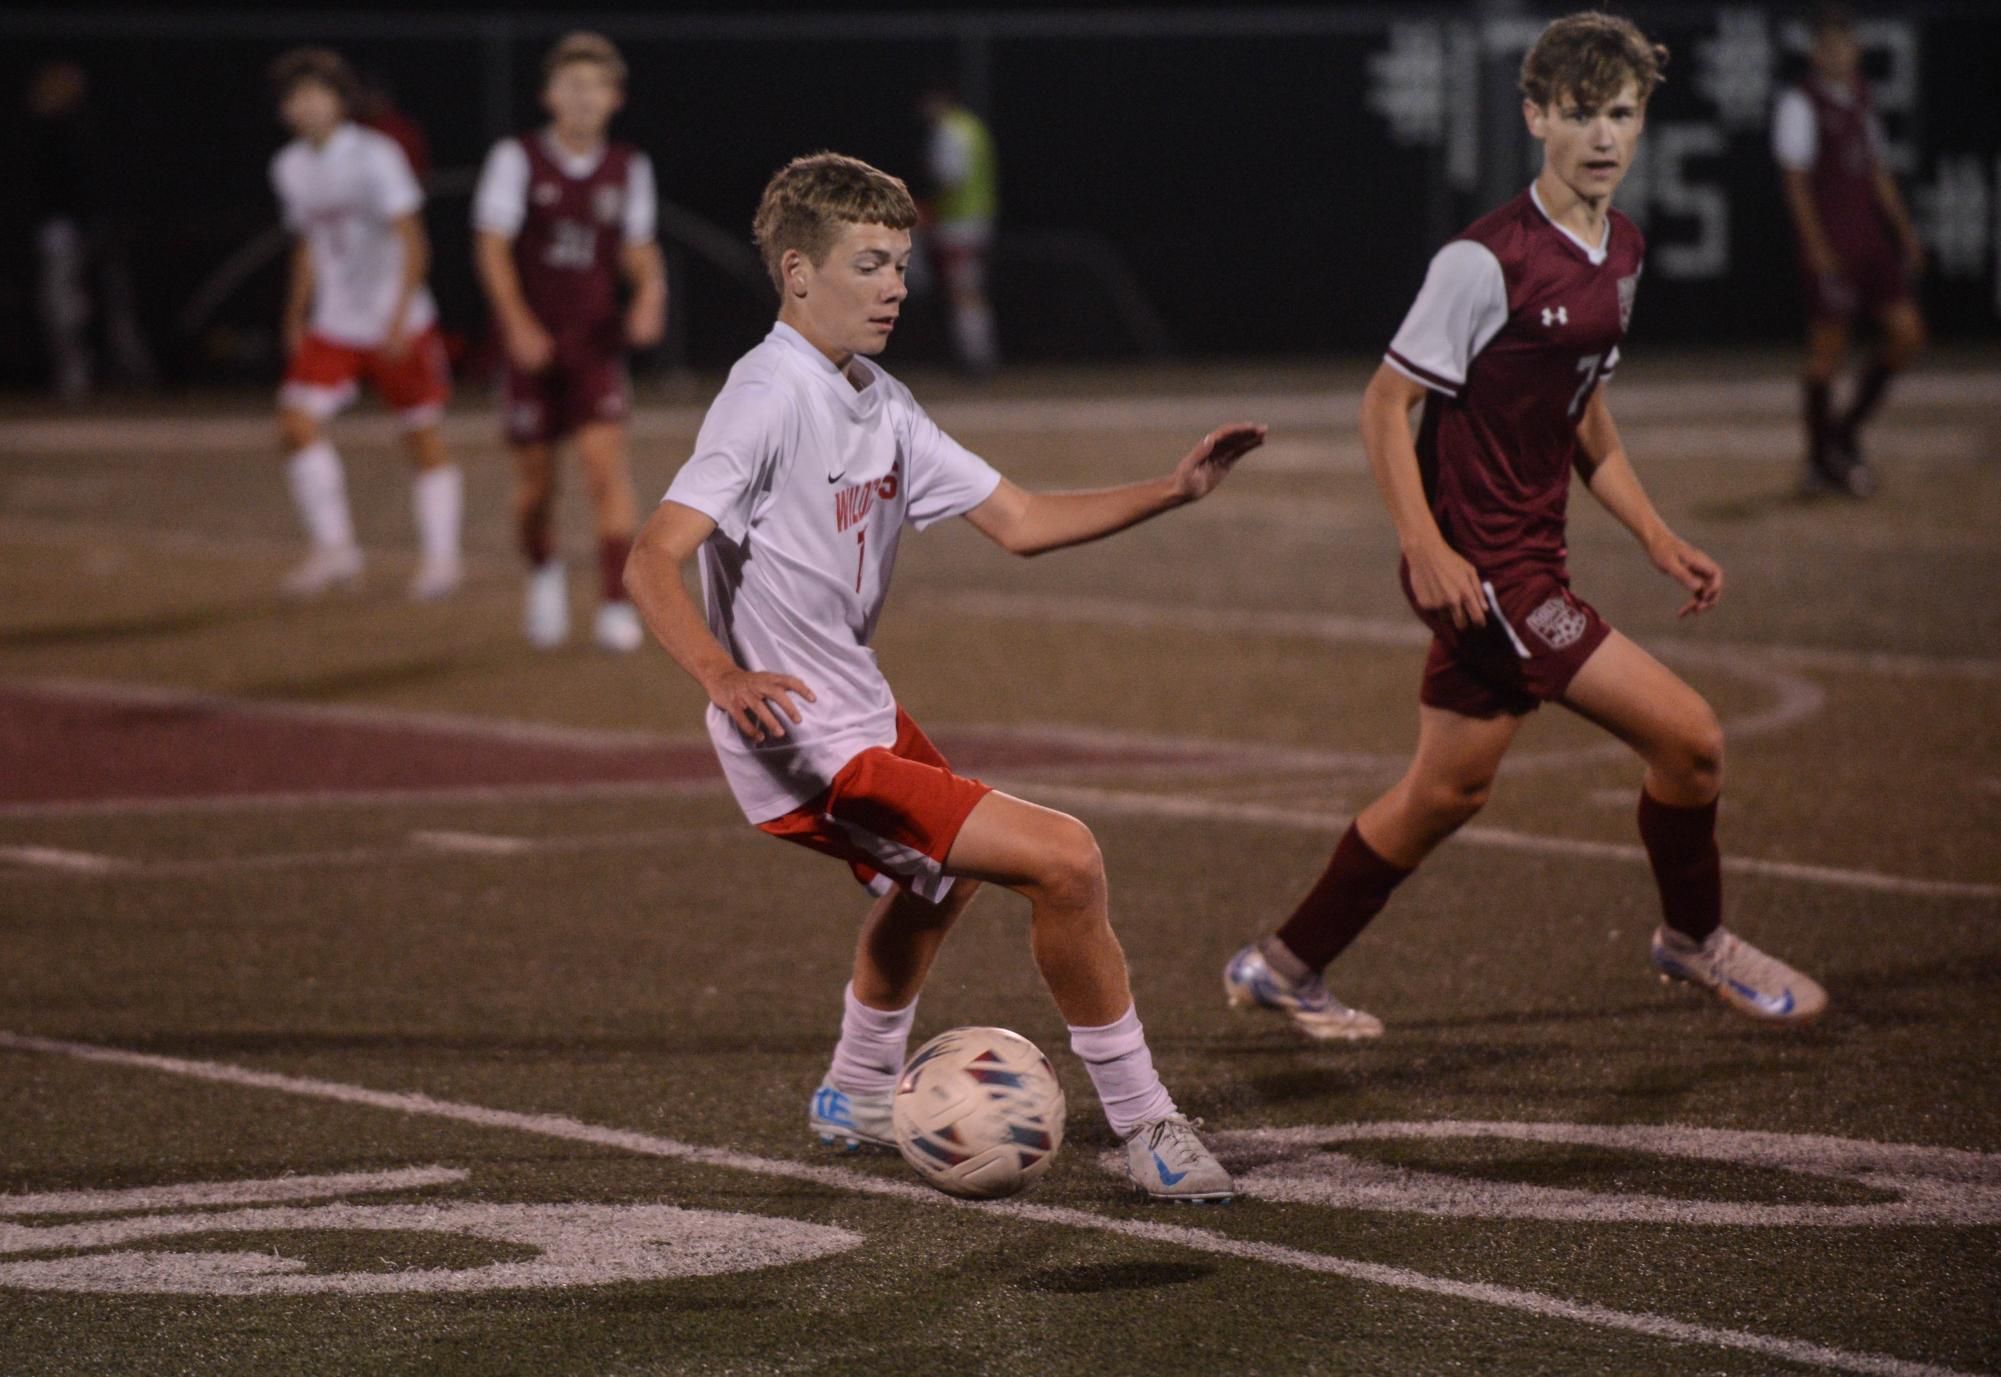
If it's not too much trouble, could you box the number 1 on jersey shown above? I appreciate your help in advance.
[854,529,866,592]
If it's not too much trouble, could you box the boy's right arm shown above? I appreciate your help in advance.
[1361,363,1485,629]
[282,238,313,357]
[473,231,553,374]
[624,500,815,743]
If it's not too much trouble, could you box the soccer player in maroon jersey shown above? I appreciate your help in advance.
[1225,12,1827,1036]
[1774,5,1926,497]
[473,32,666,652]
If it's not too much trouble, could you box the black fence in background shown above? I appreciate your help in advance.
[2,4,1998,388]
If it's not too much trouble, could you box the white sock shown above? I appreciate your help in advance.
[286,440,355,551]
[1068,1004,1175,1139]
[828,982,917,1095]
[952,302,998,373]
[411,464,462,566]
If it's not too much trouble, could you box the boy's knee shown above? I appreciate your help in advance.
[1033,818,1105,911]
[1412,773,1493,831]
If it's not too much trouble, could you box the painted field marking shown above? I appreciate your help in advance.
[0,1166,466,1218]
[0,1031,1982,1377]
[1020,782,2001,902]
[0,845,124,875]
[0,778,728,823]
[409,830,537,856]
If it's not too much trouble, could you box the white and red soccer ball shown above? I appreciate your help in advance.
[892,1026,1065,1199]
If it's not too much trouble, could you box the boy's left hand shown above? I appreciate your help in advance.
[1649,532,1724,617]
[627,297,666,349]
[1172,423,1268,501]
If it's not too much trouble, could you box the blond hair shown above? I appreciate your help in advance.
[751,152,919,293]
[543,31,627,88]
[1519,11,1668,108]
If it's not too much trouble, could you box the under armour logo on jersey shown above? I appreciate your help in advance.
[1541,305,1568,328]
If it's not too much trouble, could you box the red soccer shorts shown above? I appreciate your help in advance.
[1402,559,1612,719]
[281,327,451,429]
[1803,236,1913,323]
[501,337,631,446]
[756,708,993,904]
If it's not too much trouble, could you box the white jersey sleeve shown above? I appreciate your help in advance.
[271,148,304,232]
[366,133,425,220]
[901,403,1002,530]
[1384,240,1508,398]
[471,139,530,237]
[1772,88,1818,172]
[663,382,790,543]
[625,152,658,245]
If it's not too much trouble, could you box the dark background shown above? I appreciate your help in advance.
[2,3,1998,387]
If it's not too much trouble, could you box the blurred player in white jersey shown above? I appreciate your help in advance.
[269,48,462,600]
[626,154,1264,1202]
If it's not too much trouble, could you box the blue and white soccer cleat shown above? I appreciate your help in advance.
[1649,925,1829,1025]
[1224,943,1384,1041]
[1124,1115,1234,1204]
[809,1077,896,1151]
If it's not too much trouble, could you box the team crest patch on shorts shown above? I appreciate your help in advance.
[1526,595,1588,650]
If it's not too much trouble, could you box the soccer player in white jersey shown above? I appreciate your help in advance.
[269,48,463,600]
[625,153,1265,1202]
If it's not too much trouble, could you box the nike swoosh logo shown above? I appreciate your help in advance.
[1725,979,1795,1016]
[826,472,845,484]
[1152,1151,1188,1187]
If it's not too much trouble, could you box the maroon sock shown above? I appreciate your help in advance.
[1637,790,1721,944]
[598,533,634,603]
[1803,378,1833,466]
[1840,360,1895,434]
[520,509,554,569]
[1274,824,1412,973]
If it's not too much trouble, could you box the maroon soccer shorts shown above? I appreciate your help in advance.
[502,340,631,446]
[1803,236,1913,323]
[1400,560,1612,719]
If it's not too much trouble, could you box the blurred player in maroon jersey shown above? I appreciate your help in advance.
[474,32,666,651]
[1774,5,1926,497]
[1225,12,1827,1038]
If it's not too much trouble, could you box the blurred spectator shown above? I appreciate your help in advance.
[23,59,157,399]
[917,86,998,378]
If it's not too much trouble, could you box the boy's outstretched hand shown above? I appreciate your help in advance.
[1172,423,1268,501]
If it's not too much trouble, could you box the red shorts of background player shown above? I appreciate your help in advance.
[756,708,993,904]
[502,338,630,446]
[280,327,451,429]
[1401,559,1612,719]
[1802,235,1913,323]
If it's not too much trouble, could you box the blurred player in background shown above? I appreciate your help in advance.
[269,48,462,600]
[22,59,156,400]
[626,153,1264,1201]
[1774,4,1926,497]
[917,88,999,378]
[1227,13,1828,1040]
[474,32,665,652]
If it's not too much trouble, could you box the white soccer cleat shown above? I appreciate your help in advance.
[280,544,364,598]
[809,1077,896,1151]
[1649,925,1829,1025]
[407,556,463,602]
[593,600,645,653]
[523,561,569,648]
[1224,943,1384,1041]
[1124,1115,1234,1204]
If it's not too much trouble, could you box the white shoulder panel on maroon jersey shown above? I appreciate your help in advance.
[1385,240,1509,398]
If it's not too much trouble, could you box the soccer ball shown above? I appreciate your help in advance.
[892,1026,1066,1199]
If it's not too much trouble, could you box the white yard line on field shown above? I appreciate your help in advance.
[0,1032,1981,1377]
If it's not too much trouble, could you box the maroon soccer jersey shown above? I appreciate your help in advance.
[1385,186,1644,579]
[1793,78,1892,257]
[511,134,640,349]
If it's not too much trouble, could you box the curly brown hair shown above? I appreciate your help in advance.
[1519,11,1668,109]
[752,152,918,294]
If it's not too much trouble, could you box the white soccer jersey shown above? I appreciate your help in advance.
[271,122,436,348]
[663,322,1003,822]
